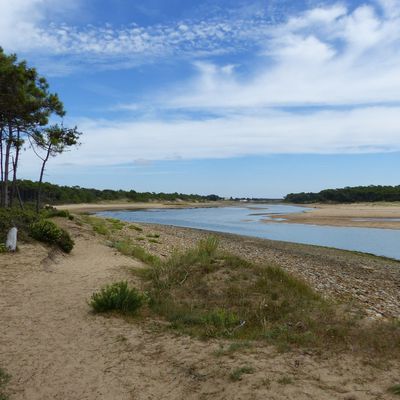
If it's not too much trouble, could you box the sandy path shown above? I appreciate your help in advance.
[0,223,208,400]
[1,221,400,399]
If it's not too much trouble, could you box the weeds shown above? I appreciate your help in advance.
[0,368,10,400]
[278,376,293,385]
[214,341,252,357]
[112,239,161,266]
[128,224,143,232]
[146,233,160,238]
[230,366,254,381]
[90,281,144,315]
[389,384,400,395]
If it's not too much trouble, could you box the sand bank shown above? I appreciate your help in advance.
[267,202,400,229]
[56,200,230,213]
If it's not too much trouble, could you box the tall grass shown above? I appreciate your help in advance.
[140,236,400,356]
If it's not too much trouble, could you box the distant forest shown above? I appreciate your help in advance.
[14,179,222,205]
[285,185,400,204]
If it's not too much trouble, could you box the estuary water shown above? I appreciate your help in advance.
[97,204,400,260]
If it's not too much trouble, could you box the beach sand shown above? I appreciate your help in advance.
[266,203,400,229]
[1,217,400,399]
[57,200,230,213]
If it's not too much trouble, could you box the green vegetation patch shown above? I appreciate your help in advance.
[140,236,400,356]
[128,224,143,232]
[30,219,74,253]
[229,366,254,381]
[146,233,160,238]
[90,281,144,315]
[0,208,74,253]
[0,368,10,400]
[389,384,400,395]
[112,239,161,265]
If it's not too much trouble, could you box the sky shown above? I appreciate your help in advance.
[1,0,400,198]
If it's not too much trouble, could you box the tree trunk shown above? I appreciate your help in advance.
[0,126,4,207]
[36,146,51,213]
[10,129,21,208]
[3,124,13,208]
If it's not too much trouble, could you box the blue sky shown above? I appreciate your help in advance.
[1,0,400,197]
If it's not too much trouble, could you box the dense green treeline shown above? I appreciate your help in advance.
[14,179,221,205]
[285,185,400,203]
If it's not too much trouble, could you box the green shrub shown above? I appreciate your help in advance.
[41,207,71,219]
[0,244,7,254]
[0,208,38,242]
[29,219,74,253]
[90,281,144,315]
[30,219,62,244]
[58,230,74,253]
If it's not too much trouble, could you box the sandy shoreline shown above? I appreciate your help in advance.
[267,202,400,229]
[56,200,231,213]
[57,201,400,229]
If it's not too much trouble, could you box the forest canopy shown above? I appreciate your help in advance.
[285,185,400,204]
[15,179,222,205]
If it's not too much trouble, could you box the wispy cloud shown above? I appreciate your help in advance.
[147,1,400,110]
[0,0,275,73]
[4,0,400,169]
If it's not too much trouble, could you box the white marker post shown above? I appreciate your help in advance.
[6,227,18,252]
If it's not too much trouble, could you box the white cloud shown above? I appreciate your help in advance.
[18,106,400,174]
[151,2,400,110]
[3,0,400,168]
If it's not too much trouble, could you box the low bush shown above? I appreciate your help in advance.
[29,219,74,253]
[90,281,144,315]
[30,219,63,244]
[58,230,74,253]
[0,208,38,242]
[41,207,71,219]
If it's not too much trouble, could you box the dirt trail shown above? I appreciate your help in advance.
[1,221,399,399]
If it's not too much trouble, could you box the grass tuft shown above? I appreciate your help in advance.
[128,224,143,232]
[113,239,161,266]
[230,366,254,381]
[389,384,400,395]
[90,281,144,315]
[0,368,10,400]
